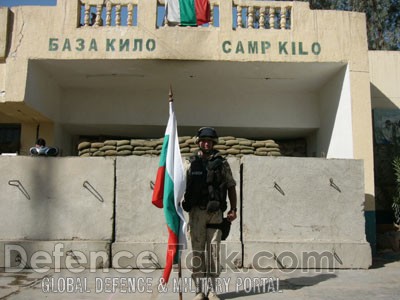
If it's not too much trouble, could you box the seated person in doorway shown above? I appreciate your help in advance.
[30,138,58,156]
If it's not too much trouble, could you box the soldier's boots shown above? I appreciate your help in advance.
[193,292,206,300]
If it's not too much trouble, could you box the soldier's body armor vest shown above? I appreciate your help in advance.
[183,153,228,212]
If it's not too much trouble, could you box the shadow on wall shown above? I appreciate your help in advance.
[5,9,14,59]
[371,83,400,110]
[31,157,56,242]
[365,193,376,255]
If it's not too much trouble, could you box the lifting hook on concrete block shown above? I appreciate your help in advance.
[15,252,30,268]
[66,250,82,265]
[273,182,285,196]
[83,180,104,202]
[150,180,155,190]
[273,253,286,269]
[8,180,30,200]
[332,249,343,265]
[329,178,341,193]
[143,252,162,269]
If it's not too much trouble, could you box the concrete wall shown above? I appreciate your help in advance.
[369,51,400,109]
[317,66,354,159]
[60,87,321,130]
[0,155,371,270]
[25,61,62,122]
[368,51,400,245]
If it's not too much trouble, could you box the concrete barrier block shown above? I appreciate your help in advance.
[0,157,115,241]
[115,156,168,243]
[241,156,371,268]
[242,156,367,242]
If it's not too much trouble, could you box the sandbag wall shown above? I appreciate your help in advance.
[77,136,289,157]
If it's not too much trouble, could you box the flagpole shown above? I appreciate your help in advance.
[169,84,183,300]
[169,85,174,103]
[178,259,183,300]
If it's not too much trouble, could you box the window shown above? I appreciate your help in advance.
[0,124,21,154]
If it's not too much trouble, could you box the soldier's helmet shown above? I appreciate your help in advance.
[195,127,218,144]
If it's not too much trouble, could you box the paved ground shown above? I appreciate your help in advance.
[1,252,400,300]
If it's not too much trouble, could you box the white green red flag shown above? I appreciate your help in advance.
[152,100,187,284]
[165,0,210,26]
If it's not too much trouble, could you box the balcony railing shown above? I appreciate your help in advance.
[80,0,139,27]
[233,0,292,29]
[79,0,292,30]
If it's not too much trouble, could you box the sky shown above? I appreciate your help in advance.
[0,0,56,6]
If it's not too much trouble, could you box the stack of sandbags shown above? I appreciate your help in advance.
[253,140,281,156]
[177,136,198,157]
[78,140,124,157]
[77,139,164,157]
[77,142,92,157]
[130,139,163,156]
[214,137,282,157]
[77,137,283,157]
[214,137,254,156]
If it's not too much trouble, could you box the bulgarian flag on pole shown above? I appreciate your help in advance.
[152,91,187,284]
[165,0,210,26]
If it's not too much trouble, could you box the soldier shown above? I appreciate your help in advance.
[182,127,237,300]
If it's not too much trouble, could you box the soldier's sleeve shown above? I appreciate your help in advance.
[183,158,191,180]
[223,160,236,188]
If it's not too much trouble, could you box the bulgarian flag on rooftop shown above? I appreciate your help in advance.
[165,0,210,26]
[152,95,187,284]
